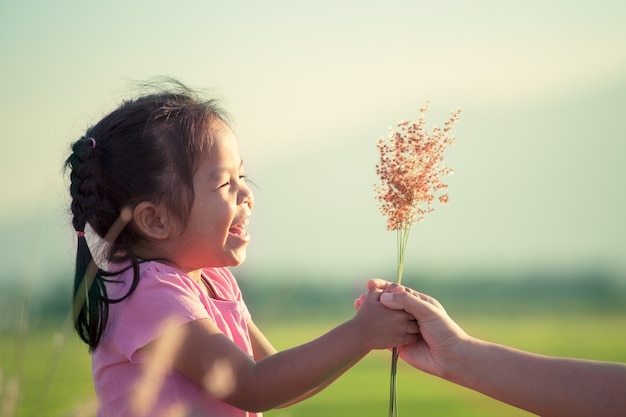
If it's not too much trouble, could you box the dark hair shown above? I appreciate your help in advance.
[65,79,230,351]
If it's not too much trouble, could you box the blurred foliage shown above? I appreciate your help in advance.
[2,266,623,333]
[4,312,623,417]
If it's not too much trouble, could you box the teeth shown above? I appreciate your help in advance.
[230,218,249,231]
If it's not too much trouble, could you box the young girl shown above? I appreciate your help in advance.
[65,79,418,417]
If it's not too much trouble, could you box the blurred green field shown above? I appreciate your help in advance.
[2,311,625,417]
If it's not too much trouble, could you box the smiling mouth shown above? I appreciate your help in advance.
[229,218,250,241]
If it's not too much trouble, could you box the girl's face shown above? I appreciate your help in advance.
[169,119,254,274]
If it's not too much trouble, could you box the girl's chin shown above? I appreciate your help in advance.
[227,248,247,266]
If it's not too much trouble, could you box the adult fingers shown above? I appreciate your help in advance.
[380,291,440,321]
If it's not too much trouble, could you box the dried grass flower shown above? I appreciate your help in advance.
[375,101,461,417]
[376,101,461,234]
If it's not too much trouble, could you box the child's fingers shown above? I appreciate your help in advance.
[366,278,392,290]
[354,286,383,309]
[366,279,410,296]
[353,293,367,309]
[384,283,406,294]
[356,280,407,309]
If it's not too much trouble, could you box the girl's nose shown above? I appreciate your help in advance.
[238,184,254,209]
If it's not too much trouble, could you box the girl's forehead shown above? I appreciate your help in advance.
[207,124,239,156]
[200,125,243,172]
[208,118,236,145]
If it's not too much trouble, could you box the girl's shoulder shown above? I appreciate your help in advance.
[141,262,207,294]
[106,260,199,296]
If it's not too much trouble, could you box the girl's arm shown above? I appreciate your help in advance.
[247,318,365,408]
[146,288,418,412]
[246,320,277,361]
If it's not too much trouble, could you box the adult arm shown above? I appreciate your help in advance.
[452,338,626,417]
[373,281,626,417]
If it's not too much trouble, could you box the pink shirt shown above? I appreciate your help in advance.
[92,261,261,417]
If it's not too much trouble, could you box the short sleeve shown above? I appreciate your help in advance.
[109,264,209,362]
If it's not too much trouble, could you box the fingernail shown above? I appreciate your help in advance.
[380,293,392,302]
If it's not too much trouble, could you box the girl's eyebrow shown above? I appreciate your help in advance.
[208,160,244,178]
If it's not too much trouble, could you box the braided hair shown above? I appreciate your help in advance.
[65,80,230,351]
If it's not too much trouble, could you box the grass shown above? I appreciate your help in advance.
[263,312,626,417]
[0,319,96,417]
[2,311,625,417]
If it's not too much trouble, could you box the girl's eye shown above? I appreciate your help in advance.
[217,175,248,190]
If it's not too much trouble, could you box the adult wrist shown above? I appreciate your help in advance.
[440,335,481,384]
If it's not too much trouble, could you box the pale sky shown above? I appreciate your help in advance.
[1,1,625,284]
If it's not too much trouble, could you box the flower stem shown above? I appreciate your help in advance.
[396,227,411,285]
[389,347,399,417]
[389,227,411,417]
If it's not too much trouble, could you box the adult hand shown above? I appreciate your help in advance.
[361,280,626,417]
[361,279,469,378]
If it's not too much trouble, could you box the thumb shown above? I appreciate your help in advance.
[380,291,432,320]
[379,292,406,310]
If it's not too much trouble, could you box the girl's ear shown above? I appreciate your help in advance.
[132,201,172,240]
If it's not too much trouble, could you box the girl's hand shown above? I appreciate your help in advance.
[360,279,469,378]
[349,286,419,351]
[353,278,396,309]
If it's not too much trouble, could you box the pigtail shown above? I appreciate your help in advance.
[73,233,108,350]
[66,136,111,351]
